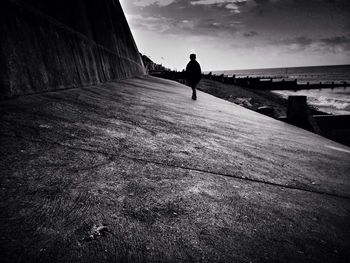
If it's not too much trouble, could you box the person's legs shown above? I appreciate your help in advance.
[191,85,197,100]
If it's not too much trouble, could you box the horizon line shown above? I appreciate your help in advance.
[203,63,350,73]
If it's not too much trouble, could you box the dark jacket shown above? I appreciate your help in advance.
[186,60,201,86]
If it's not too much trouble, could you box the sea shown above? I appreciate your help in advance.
[210,64,350,115]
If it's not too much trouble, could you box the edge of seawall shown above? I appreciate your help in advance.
[0,0,146,99]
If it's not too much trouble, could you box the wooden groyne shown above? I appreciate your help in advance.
[150,70,349,91]
[277,96,350,146]
[202,74,349,90]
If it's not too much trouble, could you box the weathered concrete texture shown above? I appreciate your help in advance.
[1,77,350,262]
[0,0,145,99]
[313,114,350,147]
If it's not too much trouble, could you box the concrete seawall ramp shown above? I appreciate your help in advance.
[0,77,349,262]
[0,0,145,99]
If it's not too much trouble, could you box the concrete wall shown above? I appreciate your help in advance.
[0,0,145,99]
[313,114,350,147]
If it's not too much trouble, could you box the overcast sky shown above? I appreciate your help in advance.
[120,0,350,71]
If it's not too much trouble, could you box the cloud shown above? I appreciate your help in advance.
[124,0,245,38]
[161,17,240,37]
[191,0,247,13]
[191,0,247,5]
[133,0,175,7]
[254,0,281,4]
[320,36,350,51]
[127,14,171,32]
[253,0,269,4]
[321,36,350,45]
[273,35,350,54]
[226,3,240,13]
[243,31,258,37]
[249,5,264,16]
[285,36,313,47]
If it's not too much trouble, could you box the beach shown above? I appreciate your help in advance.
[195,78,350,146]
[273,88,350,115]
[207,65,350,116]
[197,79,350,116]
[197,79,305,118]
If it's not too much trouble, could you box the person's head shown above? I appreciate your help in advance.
[190,54,196,61]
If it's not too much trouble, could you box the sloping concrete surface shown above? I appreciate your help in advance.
[0,76,349,262]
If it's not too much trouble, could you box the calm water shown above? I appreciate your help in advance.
[210,65,350,115]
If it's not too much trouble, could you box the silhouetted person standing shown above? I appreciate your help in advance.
[186,54,201,100]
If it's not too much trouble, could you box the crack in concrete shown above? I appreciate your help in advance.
[2,133,349,200]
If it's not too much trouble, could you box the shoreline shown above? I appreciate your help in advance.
[205,63,350,74]
[272,88,350,115]
[196,79,326,118]
[195,79,350,147]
